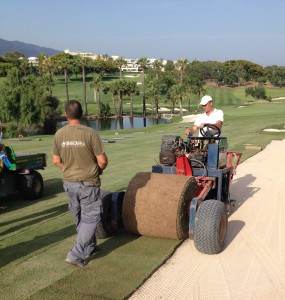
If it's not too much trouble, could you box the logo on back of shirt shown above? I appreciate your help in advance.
[61,141,86,148]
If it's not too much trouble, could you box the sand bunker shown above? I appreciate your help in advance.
[131,140,285,300]
[272,97,285,101]
[263,128,285,133]
[180,114,198,123]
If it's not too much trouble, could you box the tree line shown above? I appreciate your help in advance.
[1,52,285,87]
[0,51,285,136]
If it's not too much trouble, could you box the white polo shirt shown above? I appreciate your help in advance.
[194,108,224,136]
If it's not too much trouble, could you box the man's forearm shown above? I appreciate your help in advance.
[52,154,64,171]
[185,125,198,136]
[98,160,108,171]
[97,153,108,171]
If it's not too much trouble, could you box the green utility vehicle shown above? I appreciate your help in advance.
[0,143,46,200]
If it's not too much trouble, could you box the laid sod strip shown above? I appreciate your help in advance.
[28,235,181,300]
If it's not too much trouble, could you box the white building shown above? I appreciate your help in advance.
[121,58,140,72]
[64,49,167,72]
[111,55,120,60]
[64,49,98,60]
[121,58,168,73]
[27,57,39,66]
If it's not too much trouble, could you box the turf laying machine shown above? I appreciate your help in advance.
[0,140,46,200]
[98,124,241,254]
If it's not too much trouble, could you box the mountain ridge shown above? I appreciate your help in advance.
[0,38,60,57]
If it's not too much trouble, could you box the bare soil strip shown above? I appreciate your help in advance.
[130,140,285,300]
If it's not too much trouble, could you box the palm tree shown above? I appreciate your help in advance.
[51,53,73,101]
[185,75,205,111]
[107,80,128,118]
[153,60,163,79]
[78,57,93,116]
[107,80,129,118]
[168,85,178,114]
[127,81,139,117]
[71,56,81,79]
[137,57,148,117]
[38,54,55,95]
[175,58,189,84]
[168,84,186,117]
[146,78,161,119]
[107,81,119,117]
[173,59,190,116]
[116,80,129,117]
[90,74,103,117]
[116,57,127,78]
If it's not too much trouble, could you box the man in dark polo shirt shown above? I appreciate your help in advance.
[53,100,108,267]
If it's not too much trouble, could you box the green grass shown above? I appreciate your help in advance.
[0,77,5,87]
[1,100,285,299]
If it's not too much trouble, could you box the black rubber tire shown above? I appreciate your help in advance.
[95,221,109,239]
[95,192,113,239]
[17,170,44,200]
[194,200,228,254]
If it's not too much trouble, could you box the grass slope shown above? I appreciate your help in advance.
[0,101,285,300]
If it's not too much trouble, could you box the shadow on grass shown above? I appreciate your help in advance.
[0,227,137,269]
[0,178,64,214]
[92,232,138,261]
[0,203,68,235]
[0,225,75,268]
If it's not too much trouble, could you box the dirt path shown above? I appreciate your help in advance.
[130,140,285,300]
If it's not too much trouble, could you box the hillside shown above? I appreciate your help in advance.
[0,38,60,57]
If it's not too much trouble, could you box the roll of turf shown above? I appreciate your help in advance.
[123,172,197,240]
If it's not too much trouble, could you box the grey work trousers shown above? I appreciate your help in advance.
[63,181,102,262]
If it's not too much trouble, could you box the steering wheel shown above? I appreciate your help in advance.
[200,124,221,138]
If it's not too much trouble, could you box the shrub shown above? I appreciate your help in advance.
[4,123,21,138]
[100,103,111,118]
[245,86,266,100]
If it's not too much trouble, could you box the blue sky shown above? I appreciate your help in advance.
[1,0,285,65]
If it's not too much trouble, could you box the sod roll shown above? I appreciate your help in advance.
[123,172,197,240]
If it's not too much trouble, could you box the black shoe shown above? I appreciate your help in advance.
[65,257,85,268]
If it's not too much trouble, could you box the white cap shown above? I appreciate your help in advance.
[200,95,213,106]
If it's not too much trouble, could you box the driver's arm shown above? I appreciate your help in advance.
[185,125,197,136]
[185,124,204,136]
[215,120,223,129]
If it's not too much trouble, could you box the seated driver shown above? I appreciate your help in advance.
[185,95,224,137]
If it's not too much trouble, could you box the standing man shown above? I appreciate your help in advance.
[53,100,108,268]
[185,95,224,136]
